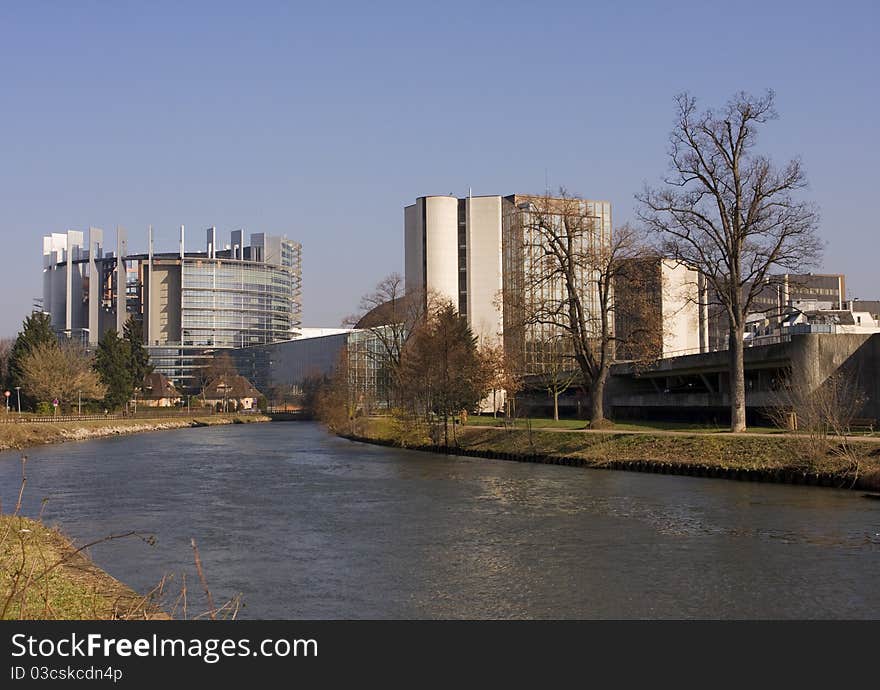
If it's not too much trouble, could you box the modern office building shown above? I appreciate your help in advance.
[614,257,709,360]
[231,327,394,409]
[42,226,302,390]
[707,273,846,351]
[404,195,506,345]
[404,194,613,375]
[501,194,612,375]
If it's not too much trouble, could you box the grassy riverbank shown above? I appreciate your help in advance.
[350,417,880,491]
[0,414,271,452]
[0,515,165,619]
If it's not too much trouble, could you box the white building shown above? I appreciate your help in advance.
[404,195,504,345]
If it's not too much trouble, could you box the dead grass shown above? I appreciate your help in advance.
[0,514,168,620]
[357,418,880,485]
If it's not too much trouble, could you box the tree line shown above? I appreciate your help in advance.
[316,295,498,445]
[314,90,822,433]
[0,313,153,414]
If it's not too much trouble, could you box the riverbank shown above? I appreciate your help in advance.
[346,418,880,491]
[0,514,166,619]
[0,414,271,452]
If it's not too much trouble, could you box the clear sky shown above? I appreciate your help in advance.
[0,0,877,337]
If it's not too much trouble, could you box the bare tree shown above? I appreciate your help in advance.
[508,191,653,425]
[768,369,868,485]
[479,342,520,419]
[19,340,105,409]
[315,348,357,435]
[638,90,822,431]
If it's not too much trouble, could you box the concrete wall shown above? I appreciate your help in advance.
[466,196,503,344]
[145,262,182,345]
[423,196,459,307]
[660,260,701,356]
[404,201,422,296]
[608,333,880,422]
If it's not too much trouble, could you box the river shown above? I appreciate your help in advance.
[1,422,878,619]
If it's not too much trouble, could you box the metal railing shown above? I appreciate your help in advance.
[658,334,793,361]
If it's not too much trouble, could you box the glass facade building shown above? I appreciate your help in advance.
[181,257,300,348]
[42,226,302,392]
[501,195,612,376]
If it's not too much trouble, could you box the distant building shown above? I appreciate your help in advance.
[41,226,302,391]
[201,373,262,411]
[231,327,393,409]
[746,300,880,343]
[404,194,613,377]
[708,273,846,351]
[614,257,708,360]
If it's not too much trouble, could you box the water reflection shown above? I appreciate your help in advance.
[0,423,878,619]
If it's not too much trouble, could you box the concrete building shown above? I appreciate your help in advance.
[708,273,846,351]
[404,193,614,376]
[404,195,505,345]
[42,226,302,390]
[614,257,708,360]
[609,332,880,425]
[231,327,393,409]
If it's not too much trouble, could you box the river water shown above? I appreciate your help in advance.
[0,422,878,619]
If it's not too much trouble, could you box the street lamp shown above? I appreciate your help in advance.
[15,387,21,414]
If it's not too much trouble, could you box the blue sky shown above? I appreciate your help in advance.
[0,0,877,336]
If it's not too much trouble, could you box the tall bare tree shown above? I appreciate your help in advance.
[509,191,653,425]
[344,273,442,408]
[637,90,822,431]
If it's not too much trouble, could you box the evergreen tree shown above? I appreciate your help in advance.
[397,303,489,445]
[8,312,57,409]
[123,318,153,389]
[94,329,134,410]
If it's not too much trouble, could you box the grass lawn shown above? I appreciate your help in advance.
[465,416,588,430]
[464,416,784,434]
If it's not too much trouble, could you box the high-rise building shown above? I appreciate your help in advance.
[404,193,613,375]
[41,226,302,390]
[404,195,505,345]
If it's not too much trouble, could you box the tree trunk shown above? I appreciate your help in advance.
[729,325,747,432]
[553,390,559,421]
[590,370,608,424]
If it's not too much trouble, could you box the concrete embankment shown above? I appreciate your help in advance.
[0,414,271,452]
[343,422,880,492]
